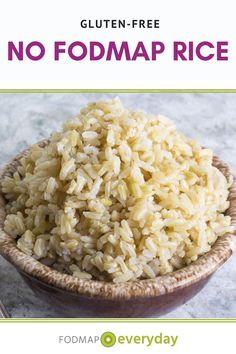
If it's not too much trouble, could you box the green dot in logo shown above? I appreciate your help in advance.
[100,331,116,347]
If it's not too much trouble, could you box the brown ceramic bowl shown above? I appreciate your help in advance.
[0,142,236,318]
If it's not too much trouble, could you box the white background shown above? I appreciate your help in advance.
[0,321,235,353]
[0,0,236,88]
[0,2,236,352]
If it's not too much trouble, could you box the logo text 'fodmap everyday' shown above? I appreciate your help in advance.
[58,332,179,348]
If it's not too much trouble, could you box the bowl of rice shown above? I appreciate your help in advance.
[0,98,235,317]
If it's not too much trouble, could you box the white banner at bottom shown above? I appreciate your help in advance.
[0,320,234,354]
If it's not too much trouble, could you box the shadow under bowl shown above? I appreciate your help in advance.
[0,143,236,318]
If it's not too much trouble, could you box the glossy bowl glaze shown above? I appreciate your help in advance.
[0,143,236,318]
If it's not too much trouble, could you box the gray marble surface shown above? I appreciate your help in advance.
[0,93,235,318]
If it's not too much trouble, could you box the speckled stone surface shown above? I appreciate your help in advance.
[0,93,235,318]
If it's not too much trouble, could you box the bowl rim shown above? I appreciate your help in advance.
[0,141,235,300]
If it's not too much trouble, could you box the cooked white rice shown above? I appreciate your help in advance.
[2,98,234,282]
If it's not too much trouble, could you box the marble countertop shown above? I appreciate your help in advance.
[0,93,235,318]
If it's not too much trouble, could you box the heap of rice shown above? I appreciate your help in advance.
[2,98,234,282]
